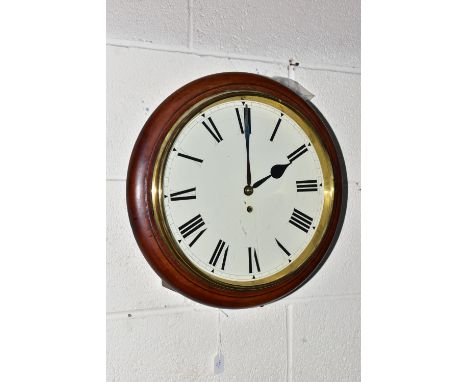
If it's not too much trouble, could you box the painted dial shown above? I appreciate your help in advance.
[160,96,330,285]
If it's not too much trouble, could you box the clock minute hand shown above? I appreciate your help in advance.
[252,163,290,189]
[244,106,252,186]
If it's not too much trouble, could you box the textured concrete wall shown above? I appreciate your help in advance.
[107,1,360,380]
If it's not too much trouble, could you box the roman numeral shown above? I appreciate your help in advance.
[177,152,203,163]
[202,117,223,143]
[248,247,260,274]
[209,239,229,270]
[270,117,282,141]
[275,238,292,258]
[170,187,196,201]
[235,108,244,134]
[178,214,206,247]
[188,228,206,247]
[287,144,308,163]
[296,180,318,192]
[289,208,313,233]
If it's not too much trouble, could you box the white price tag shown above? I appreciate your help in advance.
[213,353,224,374]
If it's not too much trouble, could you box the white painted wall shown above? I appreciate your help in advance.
[107,1,360,381]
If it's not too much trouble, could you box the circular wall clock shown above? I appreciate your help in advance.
[127,72,346,308]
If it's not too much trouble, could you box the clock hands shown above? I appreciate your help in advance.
[244,106,252,187]
[252,144,308,189]
[252,174,271,189]
[252,163,290,189]
[243,106,255,196]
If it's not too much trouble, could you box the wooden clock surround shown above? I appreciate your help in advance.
[127,72,346,308]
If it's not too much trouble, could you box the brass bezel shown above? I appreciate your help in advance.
[152,92,334,289]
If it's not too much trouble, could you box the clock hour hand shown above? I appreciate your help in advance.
[252,163,290,189]
[244,106,252,186]
[252,174,271,189]
[253,144,308,189]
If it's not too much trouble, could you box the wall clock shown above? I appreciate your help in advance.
[127,72,346,308]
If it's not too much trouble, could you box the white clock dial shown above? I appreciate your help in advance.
[161,96,326,284]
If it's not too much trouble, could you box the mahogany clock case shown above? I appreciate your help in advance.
[126,72,347,308]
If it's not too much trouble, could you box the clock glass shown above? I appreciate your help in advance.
[152,94,334,287]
